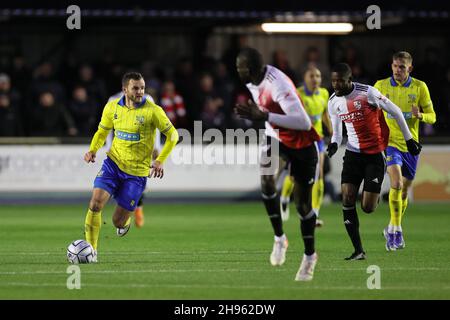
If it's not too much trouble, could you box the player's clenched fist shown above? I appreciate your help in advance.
[326,142,338,158]
[84,151,96,163]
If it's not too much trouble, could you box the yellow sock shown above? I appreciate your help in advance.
[312,178,324,213]
[401,197,408,219]
[389,188,402,228]
[281,175,295,199]
[85,209,102,251]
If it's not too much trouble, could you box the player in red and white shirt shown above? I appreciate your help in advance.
[327,63,421,260]
[235,48,320,281]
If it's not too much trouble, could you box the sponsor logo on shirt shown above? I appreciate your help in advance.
[116,130,140,141]
[340,111,364,122]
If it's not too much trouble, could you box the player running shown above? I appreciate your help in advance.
[327,63,421,260]
[107,92,162,228]
[83,72,178,261]
[374,51,436,251]
[235,48,321,281]
[280,67,332,226]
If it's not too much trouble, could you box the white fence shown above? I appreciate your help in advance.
[1,144,449,201]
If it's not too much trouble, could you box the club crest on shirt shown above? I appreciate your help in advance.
[353,100,362,110]
[408,94,417,103]
[135,115,145,125]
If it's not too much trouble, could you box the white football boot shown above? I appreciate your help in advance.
[116,224,131,237]
[270,235,288,266]
[295,252,318,281]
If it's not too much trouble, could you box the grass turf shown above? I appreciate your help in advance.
[0,202,449,299]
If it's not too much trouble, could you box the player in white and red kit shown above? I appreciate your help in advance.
[327,63,422,260]
[235,48,320,281]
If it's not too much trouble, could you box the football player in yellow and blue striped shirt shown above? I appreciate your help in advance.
[374,51,436,251]
[83,72,179,260]
[280,67,332,226]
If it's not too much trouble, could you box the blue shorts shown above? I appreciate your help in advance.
[317,139,325,153]
[386,146,419,180]
[94,157,147,211]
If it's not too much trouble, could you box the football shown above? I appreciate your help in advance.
[67,240,97,264]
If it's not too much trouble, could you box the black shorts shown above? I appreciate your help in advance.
[278,140,318,187]
[341,150,386,193]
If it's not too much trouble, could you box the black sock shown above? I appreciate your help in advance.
[343,206,364,253]
[300,210,316,256]
[262,194,283,237]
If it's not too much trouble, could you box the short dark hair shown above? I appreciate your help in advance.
[122,72,143,87]
[238,47,263,73]
[331,63,352,78]
[393,51,413,64]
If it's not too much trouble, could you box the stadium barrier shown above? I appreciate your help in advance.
[0,144,449,201]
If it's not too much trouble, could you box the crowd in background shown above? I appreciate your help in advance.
[0,44,449,138]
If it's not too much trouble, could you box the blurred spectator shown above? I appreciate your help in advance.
[0,73,24,133]
[272,50,298,85]
[0,93,23,136]
[160,81,187,129]
[195,74,225,131]
[343,45,371,83]
[175,57,197,124]
[9,55,31,97]
[141,60,162,96]
[29,91,77,137]
[300,47,331,88]
[416,46,446,136]
[68,86,98,136]
[213,62,235,126]
[0,73,21,109]
[29,62,66,104]
[77,64,107,106]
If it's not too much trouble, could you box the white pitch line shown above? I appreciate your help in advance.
[1,281,449,291]
[0,250,267,256]
[1,267,449,276]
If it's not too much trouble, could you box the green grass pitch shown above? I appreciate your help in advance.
[0,202,449,299]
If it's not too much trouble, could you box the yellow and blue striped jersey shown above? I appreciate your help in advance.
[297,86,329,138]
[91,96,175,177]
[374,76,435,152]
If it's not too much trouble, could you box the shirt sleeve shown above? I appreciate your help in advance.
[89,102,113,153]
[328,100,343,145]
[419,82,436,124]
[267,79,312,130]
[152,104,178,164]
[98,102,114,130]
[367,86,413,141]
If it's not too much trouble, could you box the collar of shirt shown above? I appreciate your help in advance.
[303,84,319,96]
[390,76,412,87]
[118,95,146,108]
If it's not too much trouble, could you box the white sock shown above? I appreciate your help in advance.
[304,253,316,261]
[388,224,395,234]
[275,234,286,242]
